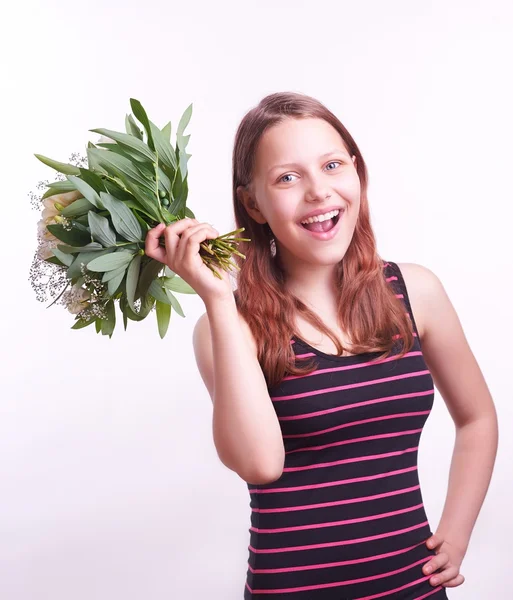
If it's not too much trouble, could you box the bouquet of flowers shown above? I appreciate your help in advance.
[29,98,249,338]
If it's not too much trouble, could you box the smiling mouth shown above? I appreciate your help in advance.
[300,210,343,231]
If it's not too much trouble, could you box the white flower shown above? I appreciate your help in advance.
[38,189,83,243]
[63,284,92,314]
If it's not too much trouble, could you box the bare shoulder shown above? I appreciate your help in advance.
[395,262,443,341]
[396,262,495,425]
[192,309,258,403]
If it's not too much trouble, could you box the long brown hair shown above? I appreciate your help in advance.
[230,91,414,389]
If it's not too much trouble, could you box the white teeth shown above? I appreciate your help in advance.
[300,209,340,225]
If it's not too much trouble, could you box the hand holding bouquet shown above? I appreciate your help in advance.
[30,99,249,338]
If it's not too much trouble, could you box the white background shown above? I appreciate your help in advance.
[1,1,512,598]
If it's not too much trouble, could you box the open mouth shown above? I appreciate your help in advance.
[300,210,342,232]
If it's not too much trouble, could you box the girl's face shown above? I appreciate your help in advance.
[240,117,361,268]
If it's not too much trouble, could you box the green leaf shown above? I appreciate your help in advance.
[179,150,192,180]
[169,172,188,216]
[44,255,65,266]
[71,317,97,330]
[42,180,76,199]
[126,254,141,311]
[101,300,116,338]
[97,142,149,164]
[148,279,171,304]
[164,266,176,278]
[57,242,103,254]
[130,98,155,150]
[79,168,106,194]
[90,128,156,162]
[107,271,125,296]
[87,251,134,272]
[59,197,96,218]
[155,299,171,338]
[176,103,192,148]
[102,264,127,282]
[86,145,108,176]
[157,166,171,196]
[99,192,143,242]
[120,293,154,321]
[88,211,117,247]
[162,275,197,294]
[125,113,143,140]
[119,180,162,221]
[67,248,113,279]
[161,121,171,142]
[136,259,163,299]
[51,247,74,266]
[34,154,81,175]
[149,120,177,170]
[46,223,91,246]
[165,289,185,317]
[66,175,102,208]
[87,148,156,193]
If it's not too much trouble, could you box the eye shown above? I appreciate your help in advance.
[277,161,343,184]
[279,173,297,183]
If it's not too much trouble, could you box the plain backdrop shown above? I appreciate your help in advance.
[1,1,512,598]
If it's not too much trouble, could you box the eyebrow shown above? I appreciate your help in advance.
[268,149,348,174]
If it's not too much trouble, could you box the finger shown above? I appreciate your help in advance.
[443,573,465,588]
[162,218,200,266]
[145,223,167,263]
[429,565,460,587]
[422,552,450,575]
[177,223,218,265]
[426,533,442,550]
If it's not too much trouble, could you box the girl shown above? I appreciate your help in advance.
[145,92,498,599]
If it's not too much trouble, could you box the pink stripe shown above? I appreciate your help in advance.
[283,411,430,438]
[286,429,423,456]
[279,389,434,421]
[248,520,428,555]
[273,370,431,401]
[413,587,445,600]
[252,485,421,514]
[251,502,424,534]
[353,574,436,600]
[386,275,398,282]
[246,555,431,594]
[248,540,425,573]
[284,446,419,472]
[248,465,417,494]
[286,350,423,380]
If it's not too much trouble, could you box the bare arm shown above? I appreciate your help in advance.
[193,294,285,485]
[399,262,499,559]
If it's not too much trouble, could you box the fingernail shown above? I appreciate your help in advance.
[432,577,439,585]
[425,565,432,573]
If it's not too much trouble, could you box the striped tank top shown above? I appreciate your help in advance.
[244,261,448,600]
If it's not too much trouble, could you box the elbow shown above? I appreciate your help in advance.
[240,464,284,485]
[230,453,285,485]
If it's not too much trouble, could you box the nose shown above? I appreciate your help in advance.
[304,173,331,203]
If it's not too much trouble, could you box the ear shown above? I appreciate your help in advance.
[352,154,357,167]
[237,185,267,225]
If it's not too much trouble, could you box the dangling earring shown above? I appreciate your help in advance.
[270,237,276,258]
[265,223,276,258]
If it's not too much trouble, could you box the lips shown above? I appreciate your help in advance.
[298,205,344,223]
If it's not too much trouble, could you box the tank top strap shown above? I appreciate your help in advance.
[383,260,421,338]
